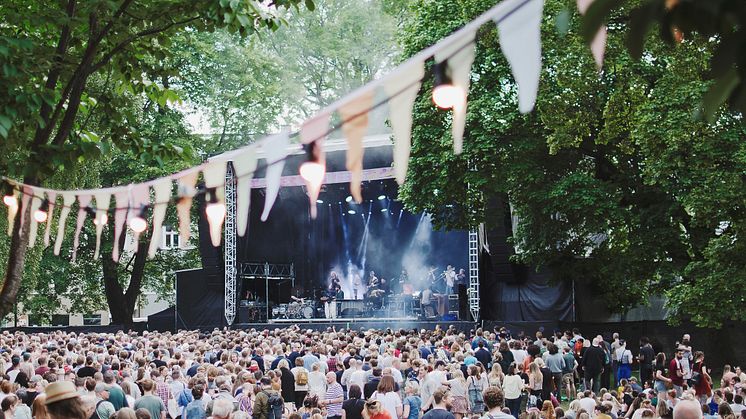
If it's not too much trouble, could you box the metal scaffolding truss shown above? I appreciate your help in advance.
[237,262,295,280]
[468,229,480,321]
[224,162,237,326]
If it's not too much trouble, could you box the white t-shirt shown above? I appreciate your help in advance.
[579,397,597,417]
[373,391,402,419]
[308,371,327,397]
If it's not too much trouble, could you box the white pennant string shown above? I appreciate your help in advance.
[496,0,544,113]
[54,193,76,256]
[383,61,424,184]
[339,92,374,203]
[43,191,56,248]
[27,190,43,248]
[147,179,172,258]
[176,171,198,247]
[93,192,111,259]
[300,112,330,219]
[112,190,128,262]
[233,147,258,236]
[435,34,476,155]
[577,0,606,69]
[203,160,227,247]
[5,188,18,236]
[71,194,91,262]
[260,131,290,222]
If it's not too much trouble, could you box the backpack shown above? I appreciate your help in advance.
[264,391,284,419]
[297,368,309,386]
[468,377,485,413]
[89,400,105,419]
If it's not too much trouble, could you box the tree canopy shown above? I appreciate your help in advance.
[398,0,746,327]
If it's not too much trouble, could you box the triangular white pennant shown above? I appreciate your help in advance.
[5,187,18,236]
[339,92,374,203]
[300,112,330,219]
[71,194,92,262]
[129,183,150,248]
[496,0,544,113]
[176,171,198,247]
[147,179,172,258]
[435,32,477,155]
[577,0,606,69]
[19,185,32,234]
[203,160,227,247]
[43,191,57,248]
[233,147,258,236]
[112,190,128,262]
[54,193,76,256]
[27,190,43,248]
[260,131,290,222]
[383,61,425,184]
[93,192,111,259]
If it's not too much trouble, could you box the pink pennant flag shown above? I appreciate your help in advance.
[435,34,476,154]
[71,194,92,262]
[233,147,258,236]
[54,193,76,256]
[148,179,172,258]
[339,92,374,203]
[260,131,290,222]
[577,0,606,69]
[383,61,424,184]
[176,171,198,247]
[42,191,57,248]
[93,192,111,259]
[27,190,43,248]
[300,113,330,219]
[112,190,128,262]
[202,160,227,247]
[496,0,544,113]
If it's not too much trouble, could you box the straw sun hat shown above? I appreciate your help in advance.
[44,381,79,405]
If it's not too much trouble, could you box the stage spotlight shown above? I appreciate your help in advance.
[316,199,324,204]
[348,209,356,215]
[345,196,353,203]
[377,195,386,200]
[432,60,465,109]
[380,208,387,212]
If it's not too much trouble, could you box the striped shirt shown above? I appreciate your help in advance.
[325,382,344,416]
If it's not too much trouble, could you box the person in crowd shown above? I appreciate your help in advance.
[134,379,166,419]
[344,385,366,419]
[670,349,686,398]
[482,386,514,419]
[363,399,391,419]
[320,372,344,419]
[655,353,673,403]
[422,388,454,419]
[44,381,88,419]
[402,381,422,419]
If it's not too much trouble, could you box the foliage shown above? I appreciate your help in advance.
[398,0,746,327]
[578,0,746,121]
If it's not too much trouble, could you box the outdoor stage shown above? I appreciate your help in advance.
[231,318,477,332]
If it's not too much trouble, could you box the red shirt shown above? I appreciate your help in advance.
[669,358,684,386]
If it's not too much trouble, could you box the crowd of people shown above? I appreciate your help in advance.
[0,326,739,419]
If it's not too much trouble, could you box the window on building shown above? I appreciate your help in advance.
[51,314,69,326]
[162,225,179,249]
[82,314,101,326]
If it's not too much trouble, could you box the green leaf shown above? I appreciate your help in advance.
[305,0,315,11]
[702,67,739,122]
[0,114,12,130]
[579,0,624,43]
[555,8,570,37]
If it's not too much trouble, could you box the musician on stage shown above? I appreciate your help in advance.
[353,273,363,300]
[444,265,457,295]
[324,272,342,319]
[368,271,379,288]
[365,271,385,311]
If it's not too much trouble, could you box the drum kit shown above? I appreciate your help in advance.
[272,299,314,319]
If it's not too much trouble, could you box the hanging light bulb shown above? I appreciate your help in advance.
[34,198,49,223]
[93,210,109,226]
[2,183,16,207]
[129,204,148,233]
[205,187,226,226]
[432,60,465,109]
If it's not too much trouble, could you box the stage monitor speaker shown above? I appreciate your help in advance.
[458,285,469,320]
[341,308,363,318]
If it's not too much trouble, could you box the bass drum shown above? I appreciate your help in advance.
[301,305,314,319]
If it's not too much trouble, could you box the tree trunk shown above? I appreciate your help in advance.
[102,231,150,328]
[0,200,31,320]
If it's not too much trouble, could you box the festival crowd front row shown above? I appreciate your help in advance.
[0,326,739,419]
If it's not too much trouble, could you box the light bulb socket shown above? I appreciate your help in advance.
[39,198,49,213]
[433,60,452,88]
[303,141,322,164]
[206,187,218,204]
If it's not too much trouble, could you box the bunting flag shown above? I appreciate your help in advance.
[339,92,374,203]
[112,190,128,262]
[233,147,258,236]
[300,112,330,219]
[203,160,227,247]
[27,191,43,248]
[19,185,32,234]
[54,193,75,256]
[496,0,544,113]
[93,192,111,259]
[148,179,172,258]
[383,61,424,184]
[260,131,290,222]
[576,0,606,69]
[42,191,56,248]
[71,194,91,262]
[435,33,477,154]
[176,171,198,247]
[5,188,18,236]
[129,184,150,248]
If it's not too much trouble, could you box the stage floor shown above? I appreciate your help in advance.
[231,317,477,332]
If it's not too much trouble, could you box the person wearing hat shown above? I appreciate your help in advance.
[44,381,88,419]
[93,383,115,419]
